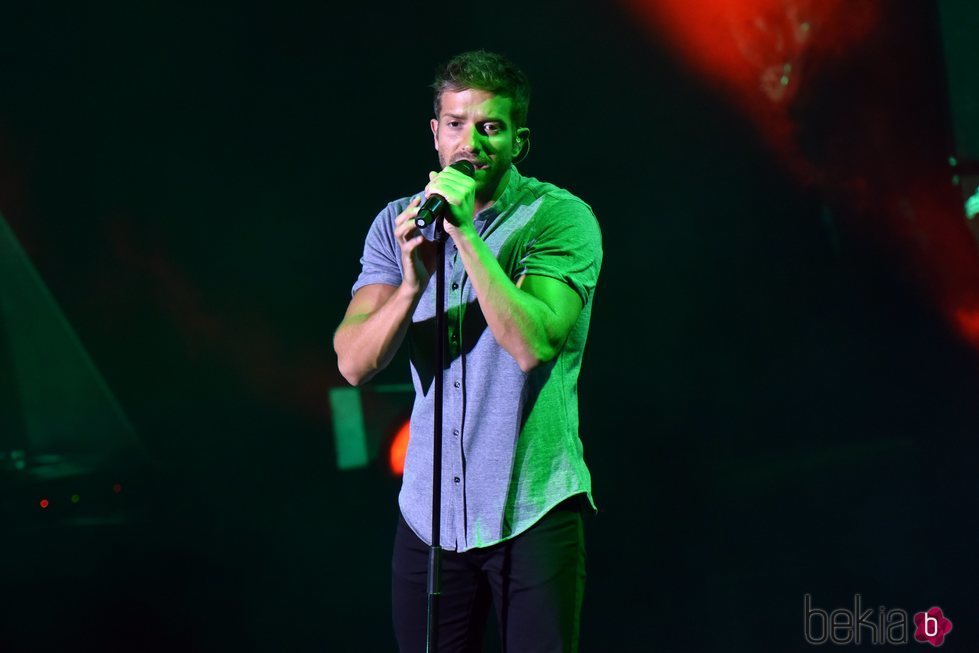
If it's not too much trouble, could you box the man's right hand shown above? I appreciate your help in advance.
[394,196,435,293]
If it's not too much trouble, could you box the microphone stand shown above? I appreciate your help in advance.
[414,160,472,653]
[426,212,447,653]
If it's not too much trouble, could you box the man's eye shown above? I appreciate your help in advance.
[447,121,461,128]
[482,124,501,135]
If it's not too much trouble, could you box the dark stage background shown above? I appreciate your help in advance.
[2,1,978,651]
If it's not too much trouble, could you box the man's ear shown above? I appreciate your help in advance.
[515,127,531,148]
[513,127,531,160]
[431,118,439,150]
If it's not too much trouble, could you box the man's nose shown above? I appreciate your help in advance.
[461,125,484,151]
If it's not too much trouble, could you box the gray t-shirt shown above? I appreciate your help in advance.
[352,167,602,552]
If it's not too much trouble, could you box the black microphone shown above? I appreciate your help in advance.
[414,159,476,228]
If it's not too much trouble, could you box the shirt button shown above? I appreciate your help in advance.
[453,380,461,388]
[451,282,459,290]
[450,334,458,344]
[453,476,461,484]
[453,429,460,437]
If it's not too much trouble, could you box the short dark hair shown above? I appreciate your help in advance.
[431,50,531,129]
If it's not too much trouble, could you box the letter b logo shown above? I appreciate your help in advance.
[804,595,829,645]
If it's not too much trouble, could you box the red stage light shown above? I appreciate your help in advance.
[621,0,879,166]
[621,0,979,353]
[388,420,410,476]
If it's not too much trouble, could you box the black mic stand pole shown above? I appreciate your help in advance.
[426,212,447,653]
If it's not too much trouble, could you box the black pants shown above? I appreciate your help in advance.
[391,497,586,653]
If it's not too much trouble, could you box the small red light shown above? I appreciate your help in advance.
[39,499,49,509]
[112,483,123,494]
[388,420,411,476]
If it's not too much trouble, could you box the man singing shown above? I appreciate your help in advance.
[334,50,602,652]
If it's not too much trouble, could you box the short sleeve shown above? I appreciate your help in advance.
[515,198,603,306]
[351,200,408,296]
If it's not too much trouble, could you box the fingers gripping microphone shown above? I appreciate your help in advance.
[414,160,476,228]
